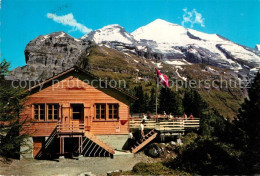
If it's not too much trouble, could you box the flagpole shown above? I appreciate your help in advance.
[155,59,158,116]
[156,72,158,115]
[154,62,169,121]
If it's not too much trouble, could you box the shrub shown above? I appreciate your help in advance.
[132,162,189,175]
[167,138,243,175]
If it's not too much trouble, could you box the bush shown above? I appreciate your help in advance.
[132,162,189,175]
[182,132,198,146]
[167,138,243,175]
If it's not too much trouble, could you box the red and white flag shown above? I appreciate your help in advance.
[155,68,169,87]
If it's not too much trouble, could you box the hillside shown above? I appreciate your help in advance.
[78,45,244,118]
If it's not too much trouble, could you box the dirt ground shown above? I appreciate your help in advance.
[0,153,160,176]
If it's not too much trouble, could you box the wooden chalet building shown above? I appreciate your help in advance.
[20,66,136,159]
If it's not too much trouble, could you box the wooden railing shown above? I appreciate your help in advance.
[57,121,85,133]
[130,118,200,132]
[183,119,200,129]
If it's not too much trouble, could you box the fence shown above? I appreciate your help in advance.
[129,118,200,132]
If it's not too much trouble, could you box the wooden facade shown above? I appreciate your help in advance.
[20,66,135,158]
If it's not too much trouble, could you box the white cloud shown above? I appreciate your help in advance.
[181,8,205,28]
[47,13,92,34]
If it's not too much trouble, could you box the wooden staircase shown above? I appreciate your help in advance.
[81,131,115,157]
[35,127,58,159]
[131,129,158,154]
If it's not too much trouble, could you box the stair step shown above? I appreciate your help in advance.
[131,130,158,154]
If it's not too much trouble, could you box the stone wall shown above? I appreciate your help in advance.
[96,135,129,150]
[20,137,33,159]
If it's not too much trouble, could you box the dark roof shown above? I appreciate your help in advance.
[26,66,137,102]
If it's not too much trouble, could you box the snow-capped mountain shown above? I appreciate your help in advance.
[82,19,260,73]
[7,19,259,81]
[81,24,135,44]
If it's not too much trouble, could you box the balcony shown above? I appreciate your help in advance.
[57,121,85,134]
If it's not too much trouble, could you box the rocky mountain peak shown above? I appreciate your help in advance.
[6,32,90,81]
[81,24,135,45]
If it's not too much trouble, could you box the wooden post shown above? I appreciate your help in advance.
[60,137,64,155]
[78,136,80,154]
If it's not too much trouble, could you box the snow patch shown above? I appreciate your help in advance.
[208,67,216,72]
[163,59,190,66]
[176,69,187,81]
[40,35,50,42]
[151,61,163,68]
[55,32,66,38]
[124,53,131,57]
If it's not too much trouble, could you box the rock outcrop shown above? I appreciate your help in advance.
[6,32,90,80]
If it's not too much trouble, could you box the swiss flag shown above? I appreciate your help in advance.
[156,68,169,87]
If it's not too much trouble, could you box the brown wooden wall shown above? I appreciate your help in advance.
[21,76,130,137]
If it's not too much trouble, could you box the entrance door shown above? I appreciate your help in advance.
[71,104,84,123]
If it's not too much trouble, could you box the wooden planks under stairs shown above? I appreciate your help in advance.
[82,131,115,157]
[131,129,158,154]
[35,127,58,159]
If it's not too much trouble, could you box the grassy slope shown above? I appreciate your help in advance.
[79,45,244,118]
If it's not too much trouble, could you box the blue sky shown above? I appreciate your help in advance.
[1,0,260,69]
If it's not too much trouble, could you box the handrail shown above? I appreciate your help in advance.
[57,121,85,133]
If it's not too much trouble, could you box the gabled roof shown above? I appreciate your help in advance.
[26,66,137,103]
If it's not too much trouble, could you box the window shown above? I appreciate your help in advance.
[71,104,83,120]
[95,104,106,120]
[47,104,59,121]
[33,103,59,121]
[34,104,45,121]
[95,103,119,120]
[108,104,119,120]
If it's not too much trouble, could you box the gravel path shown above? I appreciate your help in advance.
[0,153,158,176]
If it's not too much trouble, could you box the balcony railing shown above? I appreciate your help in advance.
[57,121,85,134]
[130,118,200,132]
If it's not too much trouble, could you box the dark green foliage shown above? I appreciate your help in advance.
[199,110,226,138]
[0,59,29,159]
[0,59,10,79]
[168,138,243,175]
[183,88,208,117]
[131,162,189,175]
[235,72,260,173]
[131,85,146,113]
[144,93,149,113]
[158,87,183,115]
[148,87,156,113]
